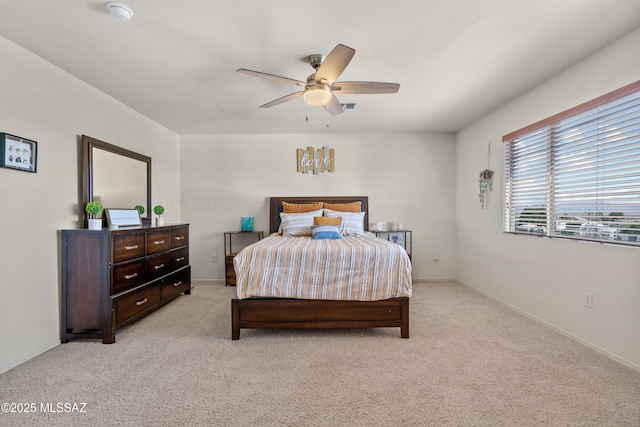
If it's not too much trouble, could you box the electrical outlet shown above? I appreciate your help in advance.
[212,254,217,263]
[432,252,439,262]
[584,291,593,308]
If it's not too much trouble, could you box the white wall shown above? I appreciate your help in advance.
[456,28,640,370]
[180,133,457,282]
[0,36,181,374]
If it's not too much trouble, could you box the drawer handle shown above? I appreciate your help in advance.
[153,240,165,245]
[136,298,148,306]
[174,236,185,241]
[175,257,185,262]
[124,273,138,280]
[154,263,165,270]
[173,281,182,287]
[124,245,139,251]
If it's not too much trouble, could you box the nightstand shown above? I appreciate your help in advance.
[372,229,412,260]
[224,231,264,286]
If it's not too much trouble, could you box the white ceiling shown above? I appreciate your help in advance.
[1,0,639,135]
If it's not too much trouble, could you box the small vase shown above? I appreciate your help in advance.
[88,218,102,230]
[156,217,164,226]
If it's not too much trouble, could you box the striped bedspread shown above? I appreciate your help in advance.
[234,233,412,301]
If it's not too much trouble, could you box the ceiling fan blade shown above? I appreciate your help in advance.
[323,94,344,116]
[315,44,355,85]
[259,91,304,108]
[331,81,400,94]
[237,69,305,86]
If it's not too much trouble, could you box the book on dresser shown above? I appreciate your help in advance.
[60,223,191,344]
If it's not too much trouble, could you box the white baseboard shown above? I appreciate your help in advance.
[0,340,60,375]
[192,279,225,285]
[457,278,640,373]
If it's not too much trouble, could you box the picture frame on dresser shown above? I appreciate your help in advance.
[106,208,142,228]
[0,133,37,173]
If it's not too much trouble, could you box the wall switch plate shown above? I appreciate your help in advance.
[212,254,217,263]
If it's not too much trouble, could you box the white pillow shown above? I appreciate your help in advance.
[279,209,323,236]
[323,209,365,236]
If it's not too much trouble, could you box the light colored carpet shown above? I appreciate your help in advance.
[1,281,639,427]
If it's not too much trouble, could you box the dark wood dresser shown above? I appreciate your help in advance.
[61,224,191,344]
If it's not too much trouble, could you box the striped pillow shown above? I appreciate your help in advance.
[311,225,342,240]
[279,210,323,236]
[323,209,365,236]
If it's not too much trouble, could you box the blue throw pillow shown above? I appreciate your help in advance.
[311,225,342,240]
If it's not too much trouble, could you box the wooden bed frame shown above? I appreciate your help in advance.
[231,196,410,340]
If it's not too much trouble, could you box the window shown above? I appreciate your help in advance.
[503,81,640,246]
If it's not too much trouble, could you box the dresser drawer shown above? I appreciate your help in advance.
[171,247,189,270]
[162,268,191,300]
[112,260,145,294]
[146,253,171,281]
[147,230,171,255]
[114,283,161,326]
[113,233,145,263]
[171,226,189,248]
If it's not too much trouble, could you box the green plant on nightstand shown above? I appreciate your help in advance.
[85,201,104,230]
[153,205,165,226]
[134,205,145,215]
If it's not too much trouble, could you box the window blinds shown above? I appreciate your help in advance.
[504,85,640,246]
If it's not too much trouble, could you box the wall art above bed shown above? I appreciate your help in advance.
[297,145,334,175]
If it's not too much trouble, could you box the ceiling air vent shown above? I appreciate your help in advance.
[340,103,357,112]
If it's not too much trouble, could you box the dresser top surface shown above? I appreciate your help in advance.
[62,223,189,233]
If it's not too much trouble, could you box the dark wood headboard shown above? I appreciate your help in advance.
[269,196,369,234]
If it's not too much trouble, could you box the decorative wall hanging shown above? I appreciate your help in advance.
[297,146,335,175]
[0,133,37,173]
[478,142,494,209]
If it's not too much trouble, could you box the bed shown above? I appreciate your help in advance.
[231,196,411,339]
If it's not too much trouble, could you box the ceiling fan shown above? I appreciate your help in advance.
[237,44,400,115]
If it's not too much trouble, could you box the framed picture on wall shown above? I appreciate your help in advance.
[0,133,37,173]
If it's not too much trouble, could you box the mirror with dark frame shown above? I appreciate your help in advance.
[82,135,152,226]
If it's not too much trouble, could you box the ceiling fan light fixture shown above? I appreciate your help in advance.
[304,84,332,106]
[107,2,134,22]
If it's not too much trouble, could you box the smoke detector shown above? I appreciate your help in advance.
[107,2,134,22]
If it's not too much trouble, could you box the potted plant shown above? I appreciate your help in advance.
[85,201,104,230]
[153,205,165,226]
[134,205,145,216]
